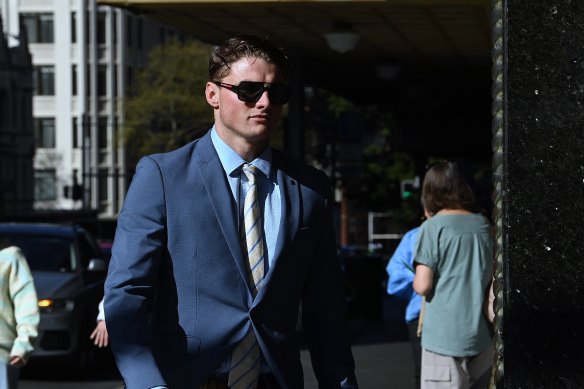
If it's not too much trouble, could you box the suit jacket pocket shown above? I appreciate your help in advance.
[186,335,201,354]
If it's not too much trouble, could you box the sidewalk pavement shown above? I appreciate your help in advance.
[21,297,415,389]
[302,317,415,389]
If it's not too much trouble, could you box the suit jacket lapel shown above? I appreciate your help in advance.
[195,133,250,290]
[274,168,301,262]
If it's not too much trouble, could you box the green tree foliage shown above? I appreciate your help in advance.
[306,87,419,226]
[348,115,421,231]
[123,38,214,165]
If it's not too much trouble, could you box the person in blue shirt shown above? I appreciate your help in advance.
[386,209,430,389]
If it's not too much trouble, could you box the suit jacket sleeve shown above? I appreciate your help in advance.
[104,156,168,389]
[301,172,359,389]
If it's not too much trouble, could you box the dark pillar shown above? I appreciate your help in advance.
[493,1,584,386]
[285,55,305,161]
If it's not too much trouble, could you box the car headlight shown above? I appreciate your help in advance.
[38,299,75,312]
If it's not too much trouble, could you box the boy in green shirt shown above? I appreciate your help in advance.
[413,161,493,389]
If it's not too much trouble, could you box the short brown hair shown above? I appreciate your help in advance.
[422,161,475,214]
[209,35,291,81]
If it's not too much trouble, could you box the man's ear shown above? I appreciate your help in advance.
[205,82,219,108]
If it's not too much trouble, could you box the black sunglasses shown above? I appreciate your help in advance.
[212,81,291,105]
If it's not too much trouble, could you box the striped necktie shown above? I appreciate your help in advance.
[228,163,264,389]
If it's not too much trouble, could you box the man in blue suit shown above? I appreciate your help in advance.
[104,35,358,389]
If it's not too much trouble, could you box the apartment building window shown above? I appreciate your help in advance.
[82,116,91,146]
[98,117,108,149]
[126,67,134,95]
[71,12,77,43]
[97,65,107,96]
[34,118,56,148]
[126,16,133,47]
[20,13,54,43]
[72,65,78,96]
[35,169,57,201]
[112,116,119,150]
[99,168,108,202]
[85,11,92,44]
[137,19,143,49]
[113,65,118,96]
[33,66,55,95]
[86,64,91,96]
[97,11,107,44]
[112,12,118,44]
[72,117,79,148]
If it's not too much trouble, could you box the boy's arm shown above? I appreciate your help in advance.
[413,264,434,296]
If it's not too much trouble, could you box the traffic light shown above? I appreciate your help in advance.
[64,184,83,200]
[400,177,420,200]
[71,184,83,201]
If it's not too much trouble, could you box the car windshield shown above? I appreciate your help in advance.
[0,233,77,272]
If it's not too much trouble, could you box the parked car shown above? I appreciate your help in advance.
[97,239,113,260]
[0,223,108,367]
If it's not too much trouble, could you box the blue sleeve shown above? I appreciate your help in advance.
[386,228,419,299]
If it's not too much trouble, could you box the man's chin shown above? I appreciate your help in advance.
[248,125,272,139]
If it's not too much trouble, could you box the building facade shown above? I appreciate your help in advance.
[0,14,34,218]
[0,0,182,218]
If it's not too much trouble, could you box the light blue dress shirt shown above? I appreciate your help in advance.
[211,127,281,269]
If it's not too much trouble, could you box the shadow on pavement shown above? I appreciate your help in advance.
[21,348,121,382]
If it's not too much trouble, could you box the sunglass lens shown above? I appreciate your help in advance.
[236,82,291,104]
[238,82,265,103]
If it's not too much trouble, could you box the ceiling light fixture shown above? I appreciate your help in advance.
[324,21,359,54]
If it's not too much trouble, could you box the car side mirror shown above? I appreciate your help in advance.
[87,258,107,272]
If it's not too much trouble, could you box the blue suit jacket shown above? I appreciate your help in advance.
[104,131,357,389]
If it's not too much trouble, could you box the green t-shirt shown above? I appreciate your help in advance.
[414,213,492,357]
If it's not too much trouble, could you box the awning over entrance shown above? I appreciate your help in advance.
[98,0,493,160]
[98,0,490,98]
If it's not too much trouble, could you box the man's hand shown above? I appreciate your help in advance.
[90,320,109,348]
[9,356,24,366]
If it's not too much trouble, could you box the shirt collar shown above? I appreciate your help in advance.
[210,126,272,178]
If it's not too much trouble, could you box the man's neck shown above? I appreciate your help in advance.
[214,128,269,162]
[239,144,266,162]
